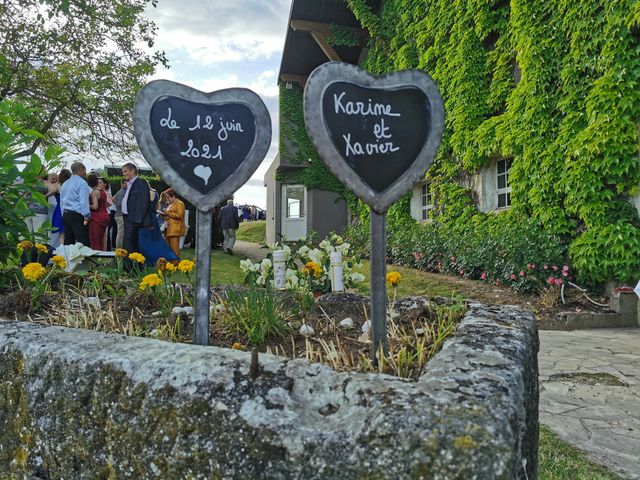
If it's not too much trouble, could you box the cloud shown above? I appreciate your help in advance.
[147,0,290,65]
[249,69,279,98]
[135,1,289,209]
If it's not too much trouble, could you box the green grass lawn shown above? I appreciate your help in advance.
[177,248,247,285]
[352,260,473,298]
[539,425,621,479]
[237,220,266,244]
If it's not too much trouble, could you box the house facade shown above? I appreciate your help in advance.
[269,0,640,286]
[265,0,380,243]
[265,154,348,242]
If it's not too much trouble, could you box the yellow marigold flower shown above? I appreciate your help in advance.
[22,262,47,282]
[51,255,67,269]
[386,271,401,287]
[129,252,146,264]
[231,342,243,350]
[302,261,322,277]
[17,240,34,250]
[177,259,194,273]
[35,243,48,254]
[115,248,128,258]
[165,262,177,272]
[139,273,162,291]
[156,257,167,272]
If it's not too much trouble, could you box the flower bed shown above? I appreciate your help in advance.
[0,237,466,380]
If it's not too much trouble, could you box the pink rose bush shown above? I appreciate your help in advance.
[354,212,569,294]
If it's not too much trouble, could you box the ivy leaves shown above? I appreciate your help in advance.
[346,0,640,285]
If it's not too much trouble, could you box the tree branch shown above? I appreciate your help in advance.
[13,102,66,158]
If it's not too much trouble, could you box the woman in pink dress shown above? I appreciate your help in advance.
[88,174,110,250]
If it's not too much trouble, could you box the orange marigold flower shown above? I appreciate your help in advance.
[386,271,401,287]
[165,262,177,272]
[177,259,194,273]
[156,257,167,272]
[302,261,322,277]
[22,262,46,282]
[51,255,67,269]
[17,240,34,250]
[139,273,162,291]
[128,252,145,264]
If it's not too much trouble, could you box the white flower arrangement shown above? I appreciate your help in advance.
[240,234,365,294]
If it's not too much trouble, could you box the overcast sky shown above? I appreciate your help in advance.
[142,0,291,208]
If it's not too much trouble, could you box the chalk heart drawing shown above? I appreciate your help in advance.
[133,80,271,212]
[194,165,212,186]
[303,62,445,214]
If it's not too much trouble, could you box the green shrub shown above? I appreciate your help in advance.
[217,287,292,346]
[0,99,61,265]
[347,211,570,294]
[570,221,640,285]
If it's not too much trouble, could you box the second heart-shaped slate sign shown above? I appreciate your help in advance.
[134,80,271,211]
[304,62,445,213]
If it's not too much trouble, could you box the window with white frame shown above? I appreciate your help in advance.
[421,183,434,220]
[496,158,513,209]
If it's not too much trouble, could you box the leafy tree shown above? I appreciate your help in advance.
[0,98,61,265]
[0,0,167,160]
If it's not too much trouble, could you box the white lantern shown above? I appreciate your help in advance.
[273,249,286,290]
[330,251,344,292]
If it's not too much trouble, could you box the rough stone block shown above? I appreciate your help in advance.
[0,303,538,479]
[557,311,638,329]
[610,292,638,315]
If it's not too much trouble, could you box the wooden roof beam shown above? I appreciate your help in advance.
[290,19,342,62]
[280,74,308,89]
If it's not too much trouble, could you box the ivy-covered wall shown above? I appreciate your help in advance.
[344,0,640,285]
[278,83,349,195]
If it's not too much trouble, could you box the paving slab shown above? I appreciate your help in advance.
[539,329,640,479]
[232,240,269,261]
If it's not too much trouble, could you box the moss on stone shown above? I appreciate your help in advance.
[0,308,537,479]
[454,435,478,449]
[0,348,33,478]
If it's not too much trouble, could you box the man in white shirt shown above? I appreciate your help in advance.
[60,162,91,246]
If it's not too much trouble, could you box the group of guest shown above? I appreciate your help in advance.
[40,161,186,267]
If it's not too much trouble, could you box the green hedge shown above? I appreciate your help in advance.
[348,211,569,294]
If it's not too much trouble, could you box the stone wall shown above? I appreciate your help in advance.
[0,303,538,479]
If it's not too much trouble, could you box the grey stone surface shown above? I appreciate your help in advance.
[610,292,638,315]
[0,303,538,479]
[539,329,640,479]
[557,311,638,329]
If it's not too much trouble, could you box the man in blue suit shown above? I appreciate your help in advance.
[121,163,152,259]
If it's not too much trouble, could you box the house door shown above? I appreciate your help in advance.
[281,185,306,241]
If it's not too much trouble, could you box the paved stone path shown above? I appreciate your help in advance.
[232,240,268,261]
[539,329,640,479]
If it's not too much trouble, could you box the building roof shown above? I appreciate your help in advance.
[278,0,381,85]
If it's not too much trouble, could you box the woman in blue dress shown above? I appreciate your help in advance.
[138,186,179,266]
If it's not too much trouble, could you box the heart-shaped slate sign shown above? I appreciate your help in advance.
[134,80,271,211]
[304,62,444,214]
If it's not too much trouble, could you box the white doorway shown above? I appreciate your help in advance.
[281,184,307,241]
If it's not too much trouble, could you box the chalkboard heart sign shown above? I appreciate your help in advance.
[134,80,271,211]
[304,62,444,214]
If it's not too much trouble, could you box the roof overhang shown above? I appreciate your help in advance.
[278,0,381,89]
